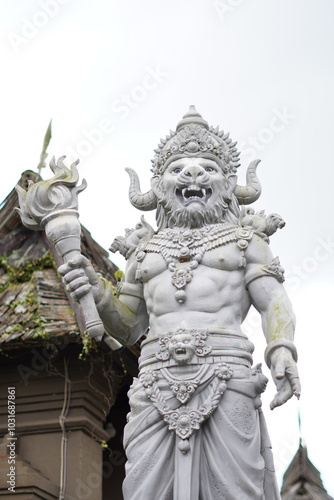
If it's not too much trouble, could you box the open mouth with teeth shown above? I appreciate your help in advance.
[176,186,212,205]
[175,347,187,356]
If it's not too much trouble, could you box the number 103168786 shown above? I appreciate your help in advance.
[8,387,16,436]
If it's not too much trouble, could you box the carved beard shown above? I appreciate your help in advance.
[156,193,240,229]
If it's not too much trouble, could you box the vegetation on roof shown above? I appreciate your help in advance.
[0,251,56,293]
[0,252,80,349]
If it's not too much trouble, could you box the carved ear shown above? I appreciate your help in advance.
[150,175,164,200]
[225,174,238,201]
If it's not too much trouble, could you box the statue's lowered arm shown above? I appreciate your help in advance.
[245,235,301,410]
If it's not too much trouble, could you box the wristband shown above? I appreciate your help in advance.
[264,339,298,368]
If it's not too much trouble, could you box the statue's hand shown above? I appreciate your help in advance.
[58,255,105,305]
[270,347,301,410]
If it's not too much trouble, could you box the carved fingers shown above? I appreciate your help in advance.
[58,255,102,303]
[64,272,91,300]
[270,347,301,410]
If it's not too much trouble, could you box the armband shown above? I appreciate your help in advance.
[116,281,144,300]
[264,339,298,368]
[245,257,285,288]
[245,265,272,288]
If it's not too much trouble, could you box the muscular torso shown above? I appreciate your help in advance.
[138,242,251,338]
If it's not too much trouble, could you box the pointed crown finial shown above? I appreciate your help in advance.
[176,105,209,132]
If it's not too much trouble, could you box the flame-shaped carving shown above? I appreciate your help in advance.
[16,156,87,230]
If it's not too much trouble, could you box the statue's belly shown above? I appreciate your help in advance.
[143,262,249,334]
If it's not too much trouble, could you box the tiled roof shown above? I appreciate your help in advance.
[0,267,79,348]
[281,445,333,500]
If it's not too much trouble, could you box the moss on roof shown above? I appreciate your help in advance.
[0,252,80,349]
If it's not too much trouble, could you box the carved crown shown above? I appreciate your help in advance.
[151,106,241,175]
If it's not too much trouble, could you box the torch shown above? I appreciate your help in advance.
[16,156,121,349]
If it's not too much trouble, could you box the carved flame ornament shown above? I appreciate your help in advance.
[16,156,86,229]
[16,156,105,342]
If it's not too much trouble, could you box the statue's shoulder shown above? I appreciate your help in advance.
[229,208,286,274]
[238,212,286,286]
[238,207,285,243]
[139,228,170,254]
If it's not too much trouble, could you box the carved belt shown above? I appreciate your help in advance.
[139,328,254,370]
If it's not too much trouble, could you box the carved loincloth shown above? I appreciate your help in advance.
[123,345,280,500]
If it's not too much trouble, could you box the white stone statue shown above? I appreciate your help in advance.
[59,106,301,500]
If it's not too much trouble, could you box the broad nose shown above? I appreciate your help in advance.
[183,165,204,181]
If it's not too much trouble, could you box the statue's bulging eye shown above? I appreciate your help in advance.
[205,167,214,172]
[173,168,182,174]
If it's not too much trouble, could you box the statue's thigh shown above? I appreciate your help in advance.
[200,390,265,500]
[123,381,175,500]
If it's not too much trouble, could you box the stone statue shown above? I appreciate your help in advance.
[59,106,301,500]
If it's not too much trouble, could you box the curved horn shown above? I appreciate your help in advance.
[234,160,261,205]
[125,167,157,211]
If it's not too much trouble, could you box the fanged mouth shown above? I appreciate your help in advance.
[175,347,186,355]
[176,186,212,206]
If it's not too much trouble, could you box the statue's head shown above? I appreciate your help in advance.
[127,106,261,229]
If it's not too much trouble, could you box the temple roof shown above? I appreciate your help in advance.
[0,170,140,360]
[281,445,333,500]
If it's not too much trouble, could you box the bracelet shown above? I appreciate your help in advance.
[264,339,298,368]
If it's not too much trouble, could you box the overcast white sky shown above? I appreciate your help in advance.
[1,0,334,494]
